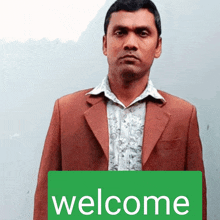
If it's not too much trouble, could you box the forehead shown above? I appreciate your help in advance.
[108,9,156,30]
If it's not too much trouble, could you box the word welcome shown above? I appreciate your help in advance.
[52,188,189,216]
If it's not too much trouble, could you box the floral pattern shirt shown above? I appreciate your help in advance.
[87,76,165,171]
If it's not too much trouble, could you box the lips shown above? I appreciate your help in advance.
[120,54,139,60]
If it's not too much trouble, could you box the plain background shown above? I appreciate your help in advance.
[0,0,219,219]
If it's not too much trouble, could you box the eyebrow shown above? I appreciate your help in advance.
[112,25,152,33]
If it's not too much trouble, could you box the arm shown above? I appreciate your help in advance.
[34,100,62,220]
[186,106,207,220]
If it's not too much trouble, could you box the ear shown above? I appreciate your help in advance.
[154,37,162,58]
[103,35,107,56]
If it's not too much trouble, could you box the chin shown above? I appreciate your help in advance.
[121,71,135,80]
[120,66,143,82]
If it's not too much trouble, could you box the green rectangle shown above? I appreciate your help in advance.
[48,171,202,219]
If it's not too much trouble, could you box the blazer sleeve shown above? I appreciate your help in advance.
[186,106,207,220]
[33,100,62,220]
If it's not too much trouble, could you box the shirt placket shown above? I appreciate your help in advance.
[126,108,132,170]
[118,107,130,170]
[117,106,124,170]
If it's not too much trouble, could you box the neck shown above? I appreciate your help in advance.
[108,73,149,107]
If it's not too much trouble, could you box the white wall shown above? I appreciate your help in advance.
[0,0,219,219]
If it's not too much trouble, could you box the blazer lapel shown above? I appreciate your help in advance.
[142,100,170,167]
[84,95,109,160]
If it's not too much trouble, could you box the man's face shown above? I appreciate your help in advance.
[103,9,162,82]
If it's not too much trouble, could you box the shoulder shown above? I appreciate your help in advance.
[55,88,93,112]
[58,88,92,104]
[158,90,196,114]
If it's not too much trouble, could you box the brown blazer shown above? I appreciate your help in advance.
[34,89,206,220]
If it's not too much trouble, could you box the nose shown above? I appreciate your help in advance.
[123,33,138,51]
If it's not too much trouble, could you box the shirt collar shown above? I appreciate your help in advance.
[86,76,165,108]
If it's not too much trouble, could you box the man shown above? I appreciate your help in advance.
[34,0,207,219]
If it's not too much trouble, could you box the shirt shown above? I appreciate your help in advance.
[87,76,165,171]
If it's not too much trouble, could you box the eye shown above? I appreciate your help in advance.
[139,30,149,37]
[114,29,125,37]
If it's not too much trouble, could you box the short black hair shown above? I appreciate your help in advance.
[104,0,161,37]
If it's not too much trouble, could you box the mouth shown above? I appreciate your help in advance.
[120,55,139,60]
[119,55,139,65]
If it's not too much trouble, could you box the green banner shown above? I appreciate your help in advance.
[48,171,202,219]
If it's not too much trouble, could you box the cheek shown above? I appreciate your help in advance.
[107,48,120,63]
[142,47,157,59]
[107,46,118,55]
[107,39,121,52]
